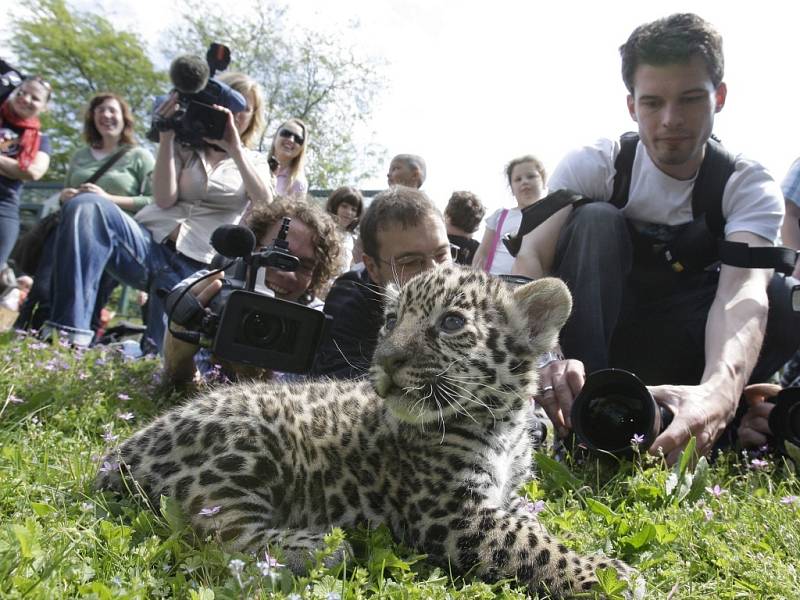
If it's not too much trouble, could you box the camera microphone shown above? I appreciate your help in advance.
[169,55,210,95]
[211,224,256,258]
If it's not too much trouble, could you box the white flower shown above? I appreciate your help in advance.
[198,505,222,517]
[228,558,245,576]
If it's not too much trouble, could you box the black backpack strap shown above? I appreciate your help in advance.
[610,132,639,208]
[502,189,589,257]
[718,241,798,275]
[692,137,737,238]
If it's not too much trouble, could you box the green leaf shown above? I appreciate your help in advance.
[189,588,215,600]
[12,523,34,559]
[534,452,582,492]
[784,441,800,473]
[160,495,187,533]
[685,456,710,503]
[30,501,56,517]
[585,498,618,524]
[595,566,628,598]
[621,523,656,550]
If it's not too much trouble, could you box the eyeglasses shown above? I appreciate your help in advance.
[378,245,458,273]
[279,128,304,145]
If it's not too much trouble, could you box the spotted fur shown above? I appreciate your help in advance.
[97,266,636,598]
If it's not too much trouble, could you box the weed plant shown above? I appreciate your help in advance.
[1,331,799,599]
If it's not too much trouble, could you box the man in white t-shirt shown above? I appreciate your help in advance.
[512,13,798,464]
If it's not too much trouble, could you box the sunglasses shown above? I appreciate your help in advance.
[279,128,304,145]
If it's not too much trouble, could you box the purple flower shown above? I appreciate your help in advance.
[8,394,23,404]
[102,431,119,443]
[198,505,222,517]
[703,507,714,521]
[117,412,135,422]
[256,551,284,576]
[780,495,799,506]
[750,458,770,470]
[523,498,545,515]
[30,342,48,351]
[78,372,89,380]
[98,460,118,474]
[95,358,107,367]
[117,393,130,401]
[705,484,725,498]
[631,433,645,445]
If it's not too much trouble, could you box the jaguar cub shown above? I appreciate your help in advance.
[97,266,634,597]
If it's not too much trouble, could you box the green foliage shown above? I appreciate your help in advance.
[163,0,386,188]
[6,0,166,179]
[1,332,799,598]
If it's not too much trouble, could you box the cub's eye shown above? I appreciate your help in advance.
[384,314,398,331]
[440,312,465,332]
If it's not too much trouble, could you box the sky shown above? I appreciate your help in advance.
[6,0,800,218]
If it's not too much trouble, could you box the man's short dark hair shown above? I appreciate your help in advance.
[246,197,341,300]
[359,186,441,259]
[392,154,427,187]
[620,13,724,94]
[444,191,486,234]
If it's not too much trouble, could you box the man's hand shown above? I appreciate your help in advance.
[535,358,585,438]
[648,383,737,464]
[738,383,780,448]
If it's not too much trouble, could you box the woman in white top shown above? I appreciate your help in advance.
[268,118,308,197]
[472,155,547,275]
[44,72,272,351]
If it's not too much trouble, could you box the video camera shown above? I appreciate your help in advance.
[570,369,673,458]
[148,43,247,147]
[0,59,24,105]
[165,221,331,373]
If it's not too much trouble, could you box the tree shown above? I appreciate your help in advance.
[164,0,386,189]
[6,0,166,179]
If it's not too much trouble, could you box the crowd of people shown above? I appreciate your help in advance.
[2,12,800,465]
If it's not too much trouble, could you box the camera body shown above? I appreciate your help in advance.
[148,43,247,147]
[0,58,23,105]
[166,221,330,373]
[767,387,800,453]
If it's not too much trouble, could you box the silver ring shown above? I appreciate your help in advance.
[541,385,554,393]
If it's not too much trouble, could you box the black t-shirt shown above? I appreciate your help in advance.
[310,267,384,380]
[448,233,480,266]
[0,121,51,203]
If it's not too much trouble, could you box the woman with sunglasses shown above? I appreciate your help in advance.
[43,72,272,352]
[472,154,547,275]
[0,76,52,297]
[269,118,308,197]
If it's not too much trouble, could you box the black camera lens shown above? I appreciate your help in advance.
[768,388,800,450]
[571,369,672,457]
[241,311,285,348]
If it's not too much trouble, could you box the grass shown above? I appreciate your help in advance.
[1,330,799,599]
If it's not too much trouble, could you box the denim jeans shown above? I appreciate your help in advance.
[44,194,207,351]
[0,187,21,267]
[554,202,800,385]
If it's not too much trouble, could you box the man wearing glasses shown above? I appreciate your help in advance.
[311,186,452,379]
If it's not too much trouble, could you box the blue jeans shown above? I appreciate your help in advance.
[45,194,207,350]
[0,186,20,267]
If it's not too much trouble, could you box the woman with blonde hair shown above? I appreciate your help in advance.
[269,117,308,196]
[43,72,273,352]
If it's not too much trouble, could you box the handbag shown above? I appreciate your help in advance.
[10,146,132,275]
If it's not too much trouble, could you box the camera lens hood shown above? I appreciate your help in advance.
[571,368,664,457]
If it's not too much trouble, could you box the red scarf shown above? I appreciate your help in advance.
[0,99,42,171]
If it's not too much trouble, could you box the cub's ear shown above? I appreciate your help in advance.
[512,277,572,345]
